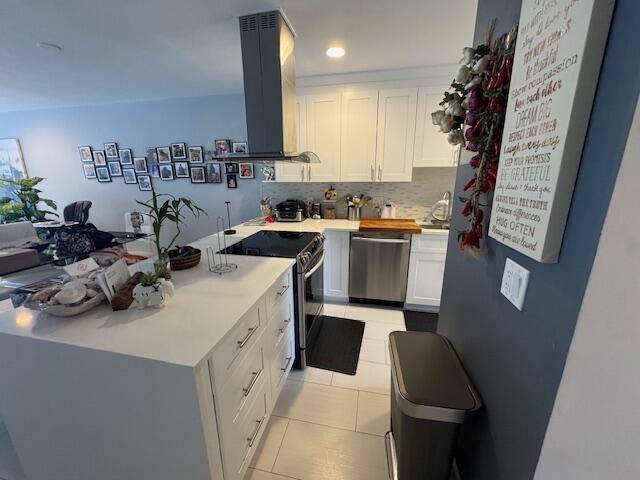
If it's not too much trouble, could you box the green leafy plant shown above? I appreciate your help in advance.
[136,184,206,277]
[0,177,58,223]
[140,272,159,287]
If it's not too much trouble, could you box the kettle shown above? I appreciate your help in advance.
[381,201,397,219]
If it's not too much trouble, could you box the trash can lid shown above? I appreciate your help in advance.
[389,332,480,413]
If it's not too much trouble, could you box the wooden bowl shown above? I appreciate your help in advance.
[169,248,201,271]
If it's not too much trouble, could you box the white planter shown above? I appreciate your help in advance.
[132,279,174,309]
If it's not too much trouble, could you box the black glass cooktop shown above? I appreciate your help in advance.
[221,230,318,258]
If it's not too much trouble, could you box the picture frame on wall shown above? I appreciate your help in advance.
[239,163,254,179]
[190,166,206,183]
[225,162,239,174]
[188,146,203,163]
[108,161,123,177]
[215,139,231,157]
[118,149,133,165]
[205,163,221,183]
[174,161,190,178]
[171,143,187,159]
[92,150,107,166]
[83,163,97,179]
[123,168,137,184]
[160,164,174,180]
[156,147,172,163]
[104,142,118,158]
[0,139,27,181]
[133,157,148,173]
[78,146,93,162]
[137,175,152,191]
[226,174,238,189]
[232,142,248,154]
[149,162,160,178]
[96,166,111,182]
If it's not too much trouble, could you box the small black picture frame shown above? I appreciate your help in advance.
[96,166,111,182]
[78,146,93,162]
[190,166,206,183]
[171,142,187,159]
[83,163,97,179]
[104,142,118,158]
[205,163,222,183]
[137,175,152,191]
[188,146,204,163]
[160,164,174,180]
[123,168,137,184]
[156,147,172,163]
[226,174,238,189]
[225,162,239,174]
[108,161,123,177]
[174,161,190,178]
[119,149,133,165]
[133,157,148,173]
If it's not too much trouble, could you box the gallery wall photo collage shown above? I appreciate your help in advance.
[78,139,254,191]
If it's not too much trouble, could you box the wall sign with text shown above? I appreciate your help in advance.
[488,0,615,263]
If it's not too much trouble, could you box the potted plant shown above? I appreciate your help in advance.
[132,272,174,309]
[136,184,206,278]
[0,177,58,224]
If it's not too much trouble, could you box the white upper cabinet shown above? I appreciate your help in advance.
[376,88,418,182]
[275,96,307,182]
[414,86,460,168]
[307,93,342,182]
[339,90,379,182]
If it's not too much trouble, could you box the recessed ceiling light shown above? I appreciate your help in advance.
[37,42,62,52]
[326,46,345,59]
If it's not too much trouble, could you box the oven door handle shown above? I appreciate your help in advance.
[304,251,325,279]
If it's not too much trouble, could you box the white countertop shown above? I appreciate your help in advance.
[0,219,447,368]
[0,254,294,367]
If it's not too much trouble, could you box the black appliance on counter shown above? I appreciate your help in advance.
[220,230,325,368]
[275,199,307,222]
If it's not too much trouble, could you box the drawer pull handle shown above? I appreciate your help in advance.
[237,326,257,349]
[278,317,292,334]
[276,285,289,297]
[247,415,266,448]
[281,355,293,372]
[242,369,262,397]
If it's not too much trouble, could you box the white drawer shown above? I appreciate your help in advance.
[221,374,269,480]
[268,293,294,350]
[411,233,448,253]
[270,327,295,400]
[217,341,266,425]
[266,269,292,318]
[210,300,263,385]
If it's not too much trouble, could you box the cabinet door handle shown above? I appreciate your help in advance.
[370,165,375,181]
[301,166,305,182]
[280,355,293,372]
[237,326,257,349]
[378,165,382,181]
[278,317,292,334]
[308,165,312,182]
[276,285,289,297]
[242,369,262,397]
[246,415,266,448]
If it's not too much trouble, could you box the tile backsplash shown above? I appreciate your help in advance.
[260,167,457,220]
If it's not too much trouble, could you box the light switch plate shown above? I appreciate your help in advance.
[501,258,530,311]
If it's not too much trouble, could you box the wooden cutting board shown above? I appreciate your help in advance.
[359,218,422,234]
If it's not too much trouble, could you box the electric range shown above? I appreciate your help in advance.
[221,230,325,368]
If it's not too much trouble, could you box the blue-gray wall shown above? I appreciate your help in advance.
[438,1,640,479]
[0,94,260,243]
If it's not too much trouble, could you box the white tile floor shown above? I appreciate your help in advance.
[246,302,405,480]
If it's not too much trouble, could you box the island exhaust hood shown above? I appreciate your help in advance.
[223,10,317,164]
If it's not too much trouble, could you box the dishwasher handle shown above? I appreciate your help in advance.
[351,237,410,245]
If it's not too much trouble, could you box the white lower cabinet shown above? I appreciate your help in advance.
[405,234,448,311]
[323,231,350,301]
[206,268,295,480]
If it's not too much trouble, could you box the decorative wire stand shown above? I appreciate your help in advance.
[206,217,238,275]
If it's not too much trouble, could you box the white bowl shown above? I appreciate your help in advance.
[54,281,87,305]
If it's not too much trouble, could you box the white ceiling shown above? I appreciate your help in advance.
[0,0,477,112]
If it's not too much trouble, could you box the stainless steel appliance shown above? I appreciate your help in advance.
[349,232,411,304]
[220,230,324,368]
[276,199,307,222]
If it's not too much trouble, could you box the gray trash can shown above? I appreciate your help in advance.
[385,331,481,480]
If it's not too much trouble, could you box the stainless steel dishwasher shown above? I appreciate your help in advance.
[349,232,411,304]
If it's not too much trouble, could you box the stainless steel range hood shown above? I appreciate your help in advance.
[229,10,316,163]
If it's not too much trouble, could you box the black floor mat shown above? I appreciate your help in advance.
[307,316,365,375]
[404,310,438,332]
